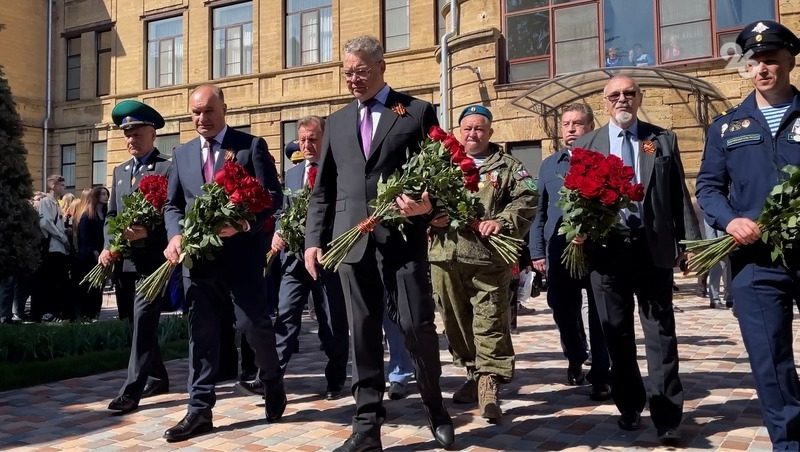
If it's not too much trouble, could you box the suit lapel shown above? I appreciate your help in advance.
[368,91,400,163]
[184,137,205,184]
[343,101,364,161]
[637,123,657,194]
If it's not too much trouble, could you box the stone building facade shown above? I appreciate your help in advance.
[1,0,797,192]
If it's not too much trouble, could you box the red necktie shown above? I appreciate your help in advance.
[307,163,318,190]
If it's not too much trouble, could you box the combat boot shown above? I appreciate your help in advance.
[478,374,501,422]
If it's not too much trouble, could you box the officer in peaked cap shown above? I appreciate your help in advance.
[697,20,800,449]
[736,20,800,56]
[104,99,173,416]
[112,99,166,130]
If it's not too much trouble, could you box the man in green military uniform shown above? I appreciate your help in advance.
[429,105,537,422]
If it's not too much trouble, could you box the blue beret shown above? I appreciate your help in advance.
[111,100,165,130]
[736,20,800,56]
[458,105,493,123]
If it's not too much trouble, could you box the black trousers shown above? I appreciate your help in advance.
[114,270,137,322]
[338,239,446,435]
[547,252,610,385]
[589,232,683,430]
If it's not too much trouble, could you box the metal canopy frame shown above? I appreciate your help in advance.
[510,66,733,142]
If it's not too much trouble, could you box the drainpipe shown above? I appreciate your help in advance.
[439,0,459,131]
[42,0,53,191]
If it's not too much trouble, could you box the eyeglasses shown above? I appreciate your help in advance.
[604,90,639,103]
[342,62,381,80]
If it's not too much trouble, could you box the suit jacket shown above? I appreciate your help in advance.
[164,127,282,272]
[105,149,171,274]
[572,122,700,268]
[529,149,571,261]
[305,88,437,263]
[278,163,307,274]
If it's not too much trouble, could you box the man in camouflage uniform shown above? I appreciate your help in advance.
[429,105,537,422]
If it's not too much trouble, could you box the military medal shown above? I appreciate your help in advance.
[391,103,407,117]
[490,171,500,189]
[741,119,751,129]
[642,140,656,154]
[224,149,236,162]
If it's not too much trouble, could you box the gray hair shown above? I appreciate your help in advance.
[561,103,594,123]
[297,115,325,133]
[343,35,384,62]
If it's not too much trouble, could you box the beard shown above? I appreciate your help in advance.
[615,111,634,126]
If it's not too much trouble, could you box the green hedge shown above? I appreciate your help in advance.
[0,314,188,363]
[0,315,189,391]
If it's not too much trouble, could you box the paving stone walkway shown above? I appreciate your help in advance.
[0,274,784,451]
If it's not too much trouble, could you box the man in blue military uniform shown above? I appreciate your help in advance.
[696,20,800,449]
[104,100,173,415]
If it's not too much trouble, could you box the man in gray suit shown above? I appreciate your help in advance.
[572,75,700,444]
[162,84,285,442]
[304,35,453,452]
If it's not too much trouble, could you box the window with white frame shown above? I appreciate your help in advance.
[384,0,410,52]
[286,0,332,67]
[213,2,253,79]
[148,16,183,88]
[62,145,77,190]
[92,142,107,187]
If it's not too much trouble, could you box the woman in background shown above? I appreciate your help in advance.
[76,186,110,320]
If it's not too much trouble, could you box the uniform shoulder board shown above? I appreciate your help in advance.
[713,103,740,122]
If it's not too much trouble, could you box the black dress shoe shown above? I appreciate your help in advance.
[567,365,585,386]
[589,383,612,401]
[333,432,382,452]
[141,380,169,398]
[617,411,642,431]
[107,395,139,414]
[325,385,344,400]
[658,427,680,445]
[387,382,409,400]
[265,381,287,422]
[427,405,455,448]
[163,412,213,442]
[235,379,265,396]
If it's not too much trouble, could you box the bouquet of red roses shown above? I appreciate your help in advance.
[80,174,169,290]
[138,162,273,301]
[557,148,645,278]
[321,125,523,271]
[264,165,317,275]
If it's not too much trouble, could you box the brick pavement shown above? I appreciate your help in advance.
[0,274,784,451]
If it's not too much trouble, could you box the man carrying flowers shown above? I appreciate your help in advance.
[102,100,173,415]
[428,105,537,422]
[161,85,284,442]
[696,21,800,449]
[572,75,700,444]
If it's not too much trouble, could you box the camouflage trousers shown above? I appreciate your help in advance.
[430,261,515,381]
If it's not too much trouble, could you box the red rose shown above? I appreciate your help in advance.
[428,125,448,141]
[627,183,645,202]
[577,176,604,199]
[564,173,583,191]
[464,172,480,192]
[599,188,620,206]
[459,157,476,173]
[138,174,169,211]
[442,135,461,152]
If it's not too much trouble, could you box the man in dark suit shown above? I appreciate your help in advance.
[162,84,285,442]
[696,21,800,449]
[304,35,454,451]
[102,100,172,415]
[573,75,700,443]
[529,103,611,401]
[266,115,349,400]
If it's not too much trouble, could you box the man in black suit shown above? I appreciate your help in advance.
[572,75,700,443]
[103,100,172,415]
[265,115,349,400]
[304,35,454,451]
[529,103,611,401]
[162,84,285,442]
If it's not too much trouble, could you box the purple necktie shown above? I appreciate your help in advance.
[203,139,216,183]
[360,100,374,158]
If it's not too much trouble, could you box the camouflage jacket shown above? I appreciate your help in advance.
[428,143,538,265]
